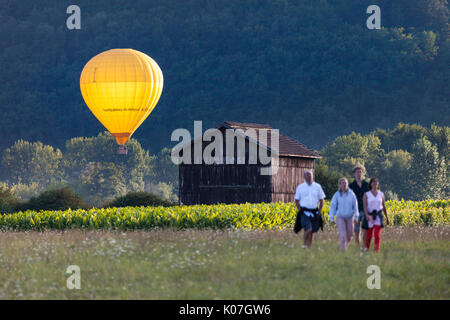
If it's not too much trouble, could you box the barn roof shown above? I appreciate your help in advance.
[219,121,321,159]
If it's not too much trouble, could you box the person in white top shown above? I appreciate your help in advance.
[294,170,326,248]
[363,177,390,252]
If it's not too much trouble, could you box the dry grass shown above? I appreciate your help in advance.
[2,224,445,242]
[0,227,448,299]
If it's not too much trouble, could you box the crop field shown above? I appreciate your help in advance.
[0,200,448,231]
[0,227,448,299]
[0,200,448,300]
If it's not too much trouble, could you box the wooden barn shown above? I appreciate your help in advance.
[178,121,321,205]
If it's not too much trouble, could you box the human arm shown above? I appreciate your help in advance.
[318,185,325,215]
[295,199,301,211]
[363,193,370,221]
[351,192,359,223]
[329,193,337,224]
[318,198,324,215]
[294,186,301,211]
[382,193,389,225]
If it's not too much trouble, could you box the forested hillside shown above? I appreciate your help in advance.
[1,0,449,153]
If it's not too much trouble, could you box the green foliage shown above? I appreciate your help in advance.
[0,140,63,187]
[74,162,127,206]
[0,1,448,152]
[0,134,176,207]
[63,132,153,194]
[384,190,399,201]
[374,123,428,153]
[105,191,174,208]
[374,123,449,164]
[427,124,450,164]
[323,123,449,200]
[321,132,384,176]
[144,147,179,202]
[155,182,179,203]
[408,137,447,200]
[376,0,449,37]
[378,149,412,198]
[18,187,89,212]
[0,183,19,214]
[314,162,345,199]
[146,182,179,203]
[1,200,448,231]
[151,147,178,185]
[9,182,41,202]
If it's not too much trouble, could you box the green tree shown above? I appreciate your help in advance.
[321,132,384,176]
[314,162,344,199]
[427,123,450,164]
[10,182,41,202]
[0,140,63,187]
[374,123,428,153]
[105,191,174,208]
[63,132,154,193]
[145,181,179,203]
[143,147,179,202]
[75,162,127,206]
[0,182,20,214]
[378,150,412,199]
[408,137,447,200]
[152,147,178,185]
[378,0,449,38]
[20,187,89,212]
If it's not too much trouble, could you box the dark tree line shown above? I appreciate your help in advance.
[0,0,448,154]
[0,133,178,206]
[0,123,447,207]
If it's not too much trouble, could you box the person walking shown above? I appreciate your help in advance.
[363,177,390,252]
[349,165,370,248]
[293,170,326,248]
[329,178,359,251]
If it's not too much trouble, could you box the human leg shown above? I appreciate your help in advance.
[374,225,382,252]
[362,229,367,249]
[365,227,373,250]
[308,230,314,247]
[354,211,363,246]
[304,229,313,248]
[361,212,369,249]
[301,214,313,248]
[355,231,360,246]
[336,216,347,251]
[345,218,353,250]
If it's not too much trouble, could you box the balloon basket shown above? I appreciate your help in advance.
[117,145,128,155]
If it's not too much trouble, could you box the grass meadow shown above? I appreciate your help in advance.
[0,226,448,299]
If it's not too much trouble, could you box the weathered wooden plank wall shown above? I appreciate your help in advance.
[271,157,315,203]
[179,164,272,205]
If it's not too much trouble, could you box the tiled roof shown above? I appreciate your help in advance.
[223,121,272,129]
[219,121,321,158]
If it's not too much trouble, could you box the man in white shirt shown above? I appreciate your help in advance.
[294,170,326,248]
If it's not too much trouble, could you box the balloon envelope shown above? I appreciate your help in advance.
[80,49,163,145]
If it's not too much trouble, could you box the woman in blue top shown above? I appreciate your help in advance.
[329,178,359,251]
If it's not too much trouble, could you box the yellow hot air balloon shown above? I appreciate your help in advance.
[80,49,163,153]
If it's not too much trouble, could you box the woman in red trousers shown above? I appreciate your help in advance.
[363,177,389,252]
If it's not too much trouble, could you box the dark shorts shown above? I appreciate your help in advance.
[301,213,321,233]
[354,210,368,232]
